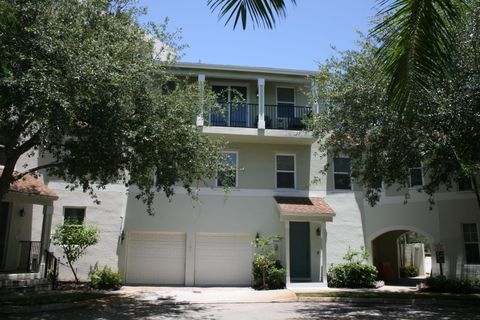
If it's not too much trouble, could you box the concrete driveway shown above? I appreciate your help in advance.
[118,286,298,303]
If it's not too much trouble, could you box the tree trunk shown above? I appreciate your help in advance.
[0,157,17,201]
[67,258,79,284]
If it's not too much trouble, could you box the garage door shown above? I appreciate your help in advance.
[195,233,253,286]
[126,232,185,285]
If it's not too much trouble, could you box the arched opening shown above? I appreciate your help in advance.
[371,229,432,285]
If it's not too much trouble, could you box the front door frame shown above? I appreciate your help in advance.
[285,220,328,285]
[289,221,311,281]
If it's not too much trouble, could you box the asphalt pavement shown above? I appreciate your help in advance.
[5,300,480,320]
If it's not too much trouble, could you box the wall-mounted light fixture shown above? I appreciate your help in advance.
[18,208,25,217]
[120,230,125,243]
[316,227,321,237]
[254,232,260,247]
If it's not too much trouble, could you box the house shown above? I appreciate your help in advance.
[0,139,126,284]
[117,63,480,286]
[4,62,479,287]
[0,166,58,289]
[116,63,366,286]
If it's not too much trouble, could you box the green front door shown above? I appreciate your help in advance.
[289,221,311,281]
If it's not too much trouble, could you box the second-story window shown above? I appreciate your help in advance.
[217,152,238,188]
[276,155,295,189]
[333,157,351,190]
[409,164,423,187]
[277,87,295,118]
[64,207,86,225]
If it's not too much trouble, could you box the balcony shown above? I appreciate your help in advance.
[207,103,312,130]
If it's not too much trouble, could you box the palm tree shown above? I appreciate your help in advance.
[208,0,468,115]
[208,0,296,29]
[371,0,467,114]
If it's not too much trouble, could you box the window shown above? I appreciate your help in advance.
[0,135,5,166]
[409,164,423,187]
[458,176,473,191]
[277,87,295,118]
[64,207,85,224]
[333,157,351,190]
[276,155,295,189]
[463,223,480,264]
[217,152,238,188]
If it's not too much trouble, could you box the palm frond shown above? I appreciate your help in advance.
[208,0,296,30]
[371,0,467,115]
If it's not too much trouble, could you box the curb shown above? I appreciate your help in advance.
[298,296,480,307]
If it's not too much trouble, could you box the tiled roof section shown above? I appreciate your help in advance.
[274,196,335,215]
[1,169,58,200]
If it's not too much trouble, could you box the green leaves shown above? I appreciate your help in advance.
[310,2,480,206]
[371,0,468,114]
[53,222,99,283]
[208,0,295,29]
[0,0,224,213]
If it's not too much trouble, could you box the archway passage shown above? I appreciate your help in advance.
[372,230,432,284]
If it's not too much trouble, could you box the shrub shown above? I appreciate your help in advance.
[424,276,480,294]
[252,236,286,290]
[400,265,419,278]
[327,247,378,288]
[89,264,122,290]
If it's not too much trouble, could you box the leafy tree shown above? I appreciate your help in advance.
[0,0,225,212]
[52,221,99,284]
[308,2,480,207]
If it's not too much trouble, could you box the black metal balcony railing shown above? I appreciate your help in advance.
[208,103,311,130]
[18,240,41,272]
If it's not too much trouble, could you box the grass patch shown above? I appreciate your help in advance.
[298,291,480,301]
[0,292,112,306]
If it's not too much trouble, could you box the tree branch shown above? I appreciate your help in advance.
[14,162,62,180]
[14,130,41,157]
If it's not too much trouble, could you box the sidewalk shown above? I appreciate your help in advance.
[118,283,419,304]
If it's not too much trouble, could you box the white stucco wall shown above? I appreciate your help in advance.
[324,193,366,267]
[2,202,34,271]
[120,191,286,276]
[32,182,126,281]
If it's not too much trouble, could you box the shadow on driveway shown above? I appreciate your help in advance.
[296,302,480,319]
[5,295,216,320]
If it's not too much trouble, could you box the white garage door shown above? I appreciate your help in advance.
[126,232,186,285]
[195,233,253,286]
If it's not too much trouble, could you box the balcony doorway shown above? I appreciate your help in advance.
[211,85,248,127]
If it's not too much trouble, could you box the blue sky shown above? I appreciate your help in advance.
[137,0,378,71]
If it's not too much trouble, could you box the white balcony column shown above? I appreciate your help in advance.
[38,204,54,276]
[311,79,320,114]
[257,78,265,129]
[320,222,327,282]
[285,220,291,285]
[197,74,206,127]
